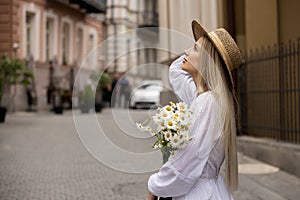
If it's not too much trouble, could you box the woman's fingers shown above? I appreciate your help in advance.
[148,192,158,200]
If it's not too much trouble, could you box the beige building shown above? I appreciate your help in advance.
[104,0,159,86]
[0,0,106,110]
[235,0,300,51]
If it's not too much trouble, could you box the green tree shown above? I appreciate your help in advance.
[0,53,33,110]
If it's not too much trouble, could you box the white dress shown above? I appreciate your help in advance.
[148,55,234,200]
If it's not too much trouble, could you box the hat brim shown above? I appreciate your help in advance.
[192,20,208,41]
[191,20,234,90]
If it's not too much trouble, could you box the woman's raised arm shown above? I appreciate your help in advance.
[169,55,198,106]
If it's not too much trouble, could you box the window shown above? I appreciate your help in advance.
[23,3,40,60]
[45,18,54,61]
[43,11,58,63]
[76,28,83,64]
[87,30,97,69]
[88,34,94,53]
[126,39,131,71]
[62,22,70,65]
[26,12,34,58]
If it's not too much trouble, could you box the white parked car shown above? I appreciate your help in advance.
[129,81,163,109]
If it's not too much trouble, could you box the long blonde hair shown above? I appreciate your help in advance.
[195,36,238,191]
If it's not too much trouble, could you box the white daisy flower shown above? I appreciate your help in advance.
[178,112,190,126]
[170,134,180,149]
[152,113,163,124]
[161,110,171,118]
[177,133,190,149]
[136,123,154,134]
[145,126,155,135]
[163,130,173,141]
[172,111,180,121]
[176,102,188,111]
[157,120,166,131]
[163,105,174,113]
[166,118,177,130]
[169,101,176,108]
[182,132,190,142]
[136,123,145,131]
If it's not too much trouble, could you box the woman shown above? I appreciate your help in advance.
[148,20,242,200]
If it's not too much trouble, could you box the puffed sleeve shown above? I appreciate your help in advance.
[169,55,198,106]
[148,93,222,197]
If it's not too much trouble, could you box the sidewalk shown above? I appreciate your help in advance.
[0,110,299,199]
[234,153,300,200]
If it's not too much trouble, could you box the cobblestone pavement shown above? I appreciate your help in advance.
[0,109,299,200]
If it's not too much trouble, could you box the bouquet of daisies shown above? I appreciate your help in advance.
[136,101,194,161]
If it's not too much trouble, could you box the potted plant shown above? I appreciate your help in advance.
[0,53,32,122]
[80,84,94,114]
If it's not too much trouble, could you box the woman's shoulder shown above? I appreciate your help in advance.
[193,91,217,106]
[190,91,219,113]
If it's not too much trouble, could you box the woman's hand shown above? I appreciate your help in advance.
[148,192,158,200]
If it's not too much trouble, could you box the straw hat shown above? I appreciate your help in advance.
[191,20,242,89]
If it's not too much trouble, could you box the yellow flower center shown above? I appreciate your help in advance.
[166,106,171,111]
[168,121,173,126]
[163,113,168,117]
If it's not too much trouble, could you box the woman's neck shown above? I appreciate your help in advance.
[192,74,209,96]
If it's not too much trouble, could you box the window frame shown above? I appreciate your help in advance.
[60,17,73,66]
[22,3,41,60]
[43,10,58,62]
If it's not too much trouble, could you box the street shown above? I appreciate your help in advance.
[0,109,299,200]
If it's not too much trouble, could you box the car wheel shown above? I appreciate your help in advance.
[129,105,137,109]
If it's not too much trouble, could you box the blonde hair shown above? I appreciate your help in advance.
[195,36,238,191]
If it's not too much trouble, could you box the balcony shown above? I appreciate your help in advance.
[53,0,106,13]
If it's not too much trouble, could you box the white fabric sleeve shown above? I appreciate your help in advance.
[169,55,198,106]
[148,93,222,197]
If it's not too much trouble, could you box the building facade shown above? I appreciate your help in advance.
[234,0,300,51]
[104,0,159,87]
[0,0,106,110]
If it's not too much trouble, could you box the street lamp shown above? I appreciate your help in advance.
[12,42,19,58]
